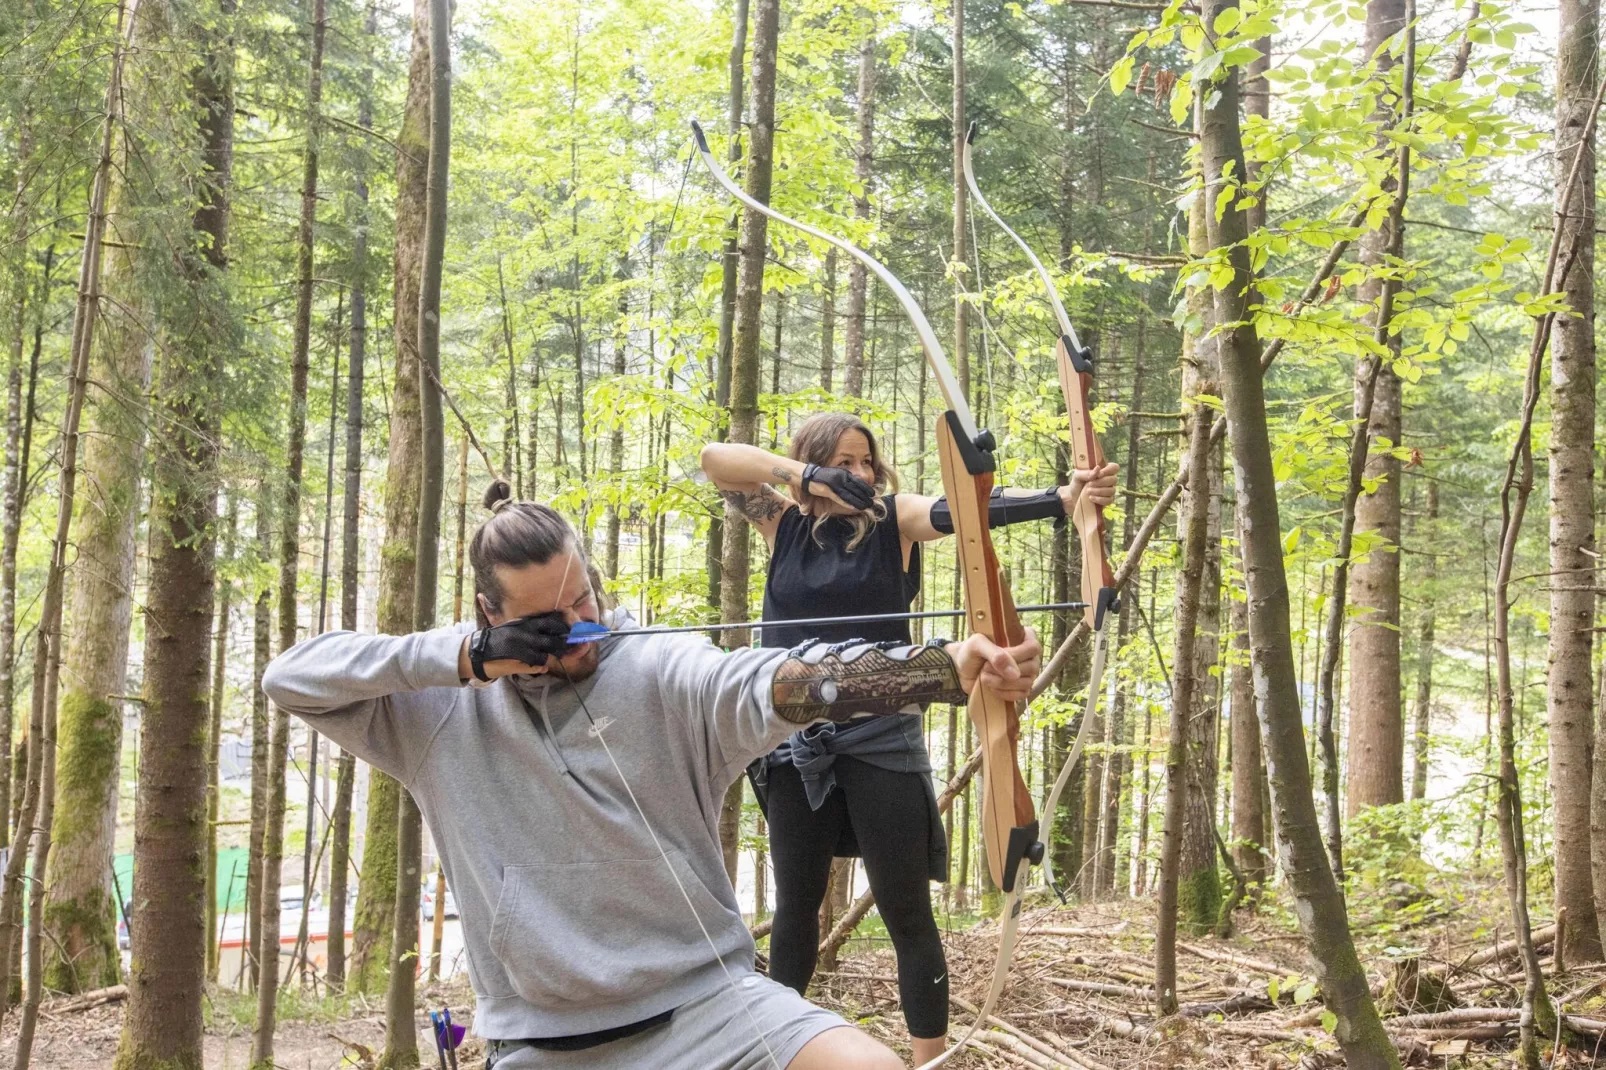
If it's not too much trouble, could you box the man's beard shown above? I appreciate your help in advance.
[546,646,600,683]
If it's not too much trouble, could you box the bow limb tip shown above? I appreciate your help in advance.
[965,119,979,145]
[689,118,710,153]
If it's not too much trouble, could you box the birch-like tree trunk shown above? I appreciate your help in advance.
[1198,5,1398,1061]
[1550,0,1602,966]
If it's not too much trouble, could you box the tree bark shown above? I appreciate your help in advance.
[1408,481,1437,803]
[1197,4,1399,1061]
[44,0,163,989]
[842,32,874,398]
[717,0,778,879]
[706,0,749,613]
[1095,322,1144,898]
[7,0,131,1041]
[206,501,239,982]
[1177,192,1221,934]
[0,52,36,856]
[246,503,271,992]
[352,0,431,993]
[1229,561,1268,892]
[1344,0,1408,821]
[327,0,375,992]
[115,3,233,1053]
[819,250,836,393]
[1155,364,1215,1015]
[951,0,968,401]
[253,0,324,1058]
[1551,0,1602,967]
[381,0,449,1059]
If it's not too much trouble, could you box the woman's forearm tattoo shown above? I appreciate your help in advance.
[722,484,786,524]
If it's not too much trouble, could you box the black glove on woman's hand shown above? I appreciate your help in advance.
[468,612,572,681]
[799,464,876,510]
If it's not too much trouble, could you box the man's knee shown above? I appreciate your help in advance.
[788,1025,905,1070]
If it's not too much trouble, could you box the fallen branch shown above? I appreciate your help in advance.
[1048,976,1155,1000]
[951,995,1115,1070]
[40,985,127,1015]
[1175,940,1289,978]
[1425,925,1556,978]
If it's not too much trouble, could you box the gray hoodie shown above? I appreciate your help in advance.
[260,610,798,1040]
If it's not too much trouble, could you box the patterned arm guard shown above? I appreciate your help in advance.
[772,638,967,726]
[929,486,1066,535]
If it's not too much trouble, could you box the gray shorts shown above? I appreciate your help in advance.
[482,971,848,1070]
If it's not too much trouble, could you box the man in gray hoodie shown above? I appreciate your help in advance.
[262,488,1040,1070]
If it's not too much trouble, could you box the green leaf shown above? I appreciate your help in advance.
[1320,1010,1338,1033]
[1110,55,1135,96]
[1212,6,1241,35]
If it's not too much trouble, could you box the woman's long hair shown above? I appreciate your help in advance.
[787,412,898,551]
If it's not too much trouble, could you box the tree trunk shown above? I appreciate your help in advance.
[717,0,778,878]
[381,0,449,1060]
[352,0,431,993]
[206,501,239,981]
[0,66,35,857]
[706,0,749,613]
[819,250,836,392]
[1229,564,1268,892]
[605,270,627,578]
[253,0,323,1058]
[842,32,874,398]
[116,4,233,1053]
[1096,318,1144,897]
[327,0,374,992]
[5,0,130,1038]
[1344,0,1408,821]
[1198,5,1399,1061]
[1176,193,1222,934]
[44,0,162,988]
[1408,481,1437,803]
[246,504,271,992]
[951,0,968,401]
[1155,373,1215,1016]
[1552,0,1601,967]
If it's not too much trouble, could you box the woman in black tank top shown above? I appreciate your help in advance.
[702,412,1116,1064]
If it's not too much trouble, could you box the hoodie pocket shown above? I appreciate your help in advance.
[488,851,739,1009]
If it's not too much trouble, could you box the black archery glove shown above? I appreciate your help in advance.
[468,611,571,682]
[798,464,876,511]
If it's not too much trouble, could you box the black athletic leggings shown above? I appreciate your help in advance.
[763,757,948,1040]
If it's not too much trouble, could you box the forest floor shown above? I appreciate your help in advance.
[6,868,1605,1068]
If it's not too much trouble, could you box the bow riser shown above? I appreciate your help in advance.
[1055,336,1116,628]
[936,414,1037,894]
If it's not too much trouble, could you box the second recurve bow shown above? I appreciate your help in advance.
[963,122,1120,899]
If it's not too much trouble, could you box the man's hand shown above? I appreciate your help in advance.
[1059,462,1120,514]
[463,612,572,681]
[945,629,1043,702]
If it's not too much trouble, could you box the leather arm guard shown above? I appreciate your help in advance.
[929,486,1066,535]
[771,638,967,726]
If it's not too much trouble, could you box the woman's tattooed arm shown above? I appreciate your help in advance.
[721,482,789,524]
